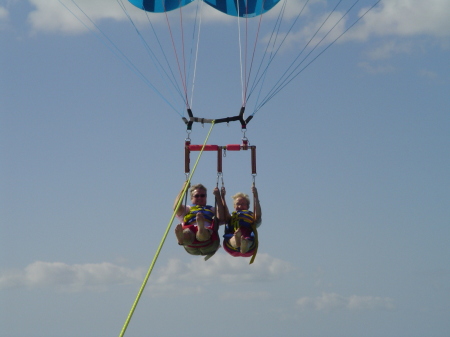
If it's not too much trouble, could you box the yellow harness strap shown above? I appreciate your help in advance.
[249,192,259,265]
[249,222,258,264]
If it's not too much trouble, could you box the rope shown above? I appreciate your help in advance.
[179,7,189,106]
[59,0,181,115]
[237,5,244,105]
[255,0,349,109]
[243,1,265,107]
[258,0,382,108]
[248,0,382,115]
[245,0,308,106]
[118,121,216,337]
[247,0,288,105]
[254,0,345,111]
[117,0,186,105]
[164,7,190,109]
[189,0,205,109]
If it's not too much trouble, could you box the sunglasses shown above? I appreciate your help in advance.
[193,194,206,198]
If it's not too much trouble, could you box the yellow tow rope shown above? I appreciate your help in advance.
[118,121,215,337]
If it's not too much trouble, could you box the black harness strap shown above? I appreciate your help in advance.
[182,107,251,131]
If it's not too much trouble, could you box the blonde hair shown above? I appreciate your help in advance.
[190,184,207,198]
[232,192,250,207]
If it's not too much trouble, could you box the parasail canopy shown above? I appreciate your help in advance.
[128,0,281,17]
[61,0,382,130]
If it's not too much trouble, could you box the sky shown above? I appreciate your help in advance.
[1,1,449,337]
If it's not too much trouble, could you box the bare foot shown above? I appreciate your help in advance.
[195,212,211,241]
[175,224,184,245]
[240,236,250,253]
[234,229,242,248]
[196,212,205,230]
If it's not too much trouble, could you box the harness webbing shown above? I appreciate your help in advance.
[249,183,259,264]
[118,121,216,337]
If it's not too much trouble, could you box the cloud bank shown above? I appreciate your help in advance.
[0,6,8,20]
[0,253,294,293]
[297,292,395,311]
[0,261,146,291]
[354,0,450,40]
[27,0,132,34]
[22,0,450,39]
[0,5,9,30]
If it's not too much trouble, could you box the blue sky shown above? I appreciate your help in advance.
[1,1,449,337]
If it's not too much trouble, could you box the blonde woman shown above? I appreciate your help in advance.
[221,186,261,257]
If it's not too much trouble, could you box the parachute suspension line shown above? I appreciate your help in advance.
[164,6,190,109]
[254,0,346,110]
[246,0,287,98]
[116,0,186,105]
[143,10,187,104]
[189,0,206,109]
[243,1,249,106]
[179,5,190,107]
[117,122,216,337]
[255,0,373,112]
[244,0,265,102]
[59,0,180,115]
[251,0,382,115]
[250,0,287,113]
[267,0,383,101]
[237,3,245,105]
[245,0,309,112]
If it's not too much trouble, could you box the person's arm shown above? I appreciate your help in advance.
[213,187,226,223]
[252,186,262,225]
[173,181,189,217]
[220,186,231,223]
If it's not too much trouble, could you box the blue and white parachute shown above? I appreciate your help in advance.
[128,0,280,17]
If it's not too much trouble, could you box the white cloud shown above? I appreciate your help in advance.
[365,40,413,60]
[145,253,294,297]
[0,261,145,292]
[297,292,395,312]
[27,0,138,34]
[358,61,396,74]
[0,6,8,20]
[0,253,294,293]
[219,290,272,300]
[0,6,9,30]
[347,0,450,41]
[418,69,438,80]
[155,253,294,283]
[25,0,230,34]
[284,10,347,50]
[262,0,450,63]
[280,0,450,56]
[21,0,450,45]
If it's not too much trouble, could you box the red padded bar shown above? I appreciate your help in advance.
[226,144,241,151]
[189,145,219,151]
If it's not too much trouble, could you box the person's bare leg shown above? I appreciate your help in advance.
[233,228,242,248]
[195,213,211,241]
[183,228,194,245]
[240,236,251,254]
[175,224,184,245]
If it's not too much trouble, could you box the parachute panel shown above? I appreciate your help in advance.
[128,0,195,13]
[203,0,281,17]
